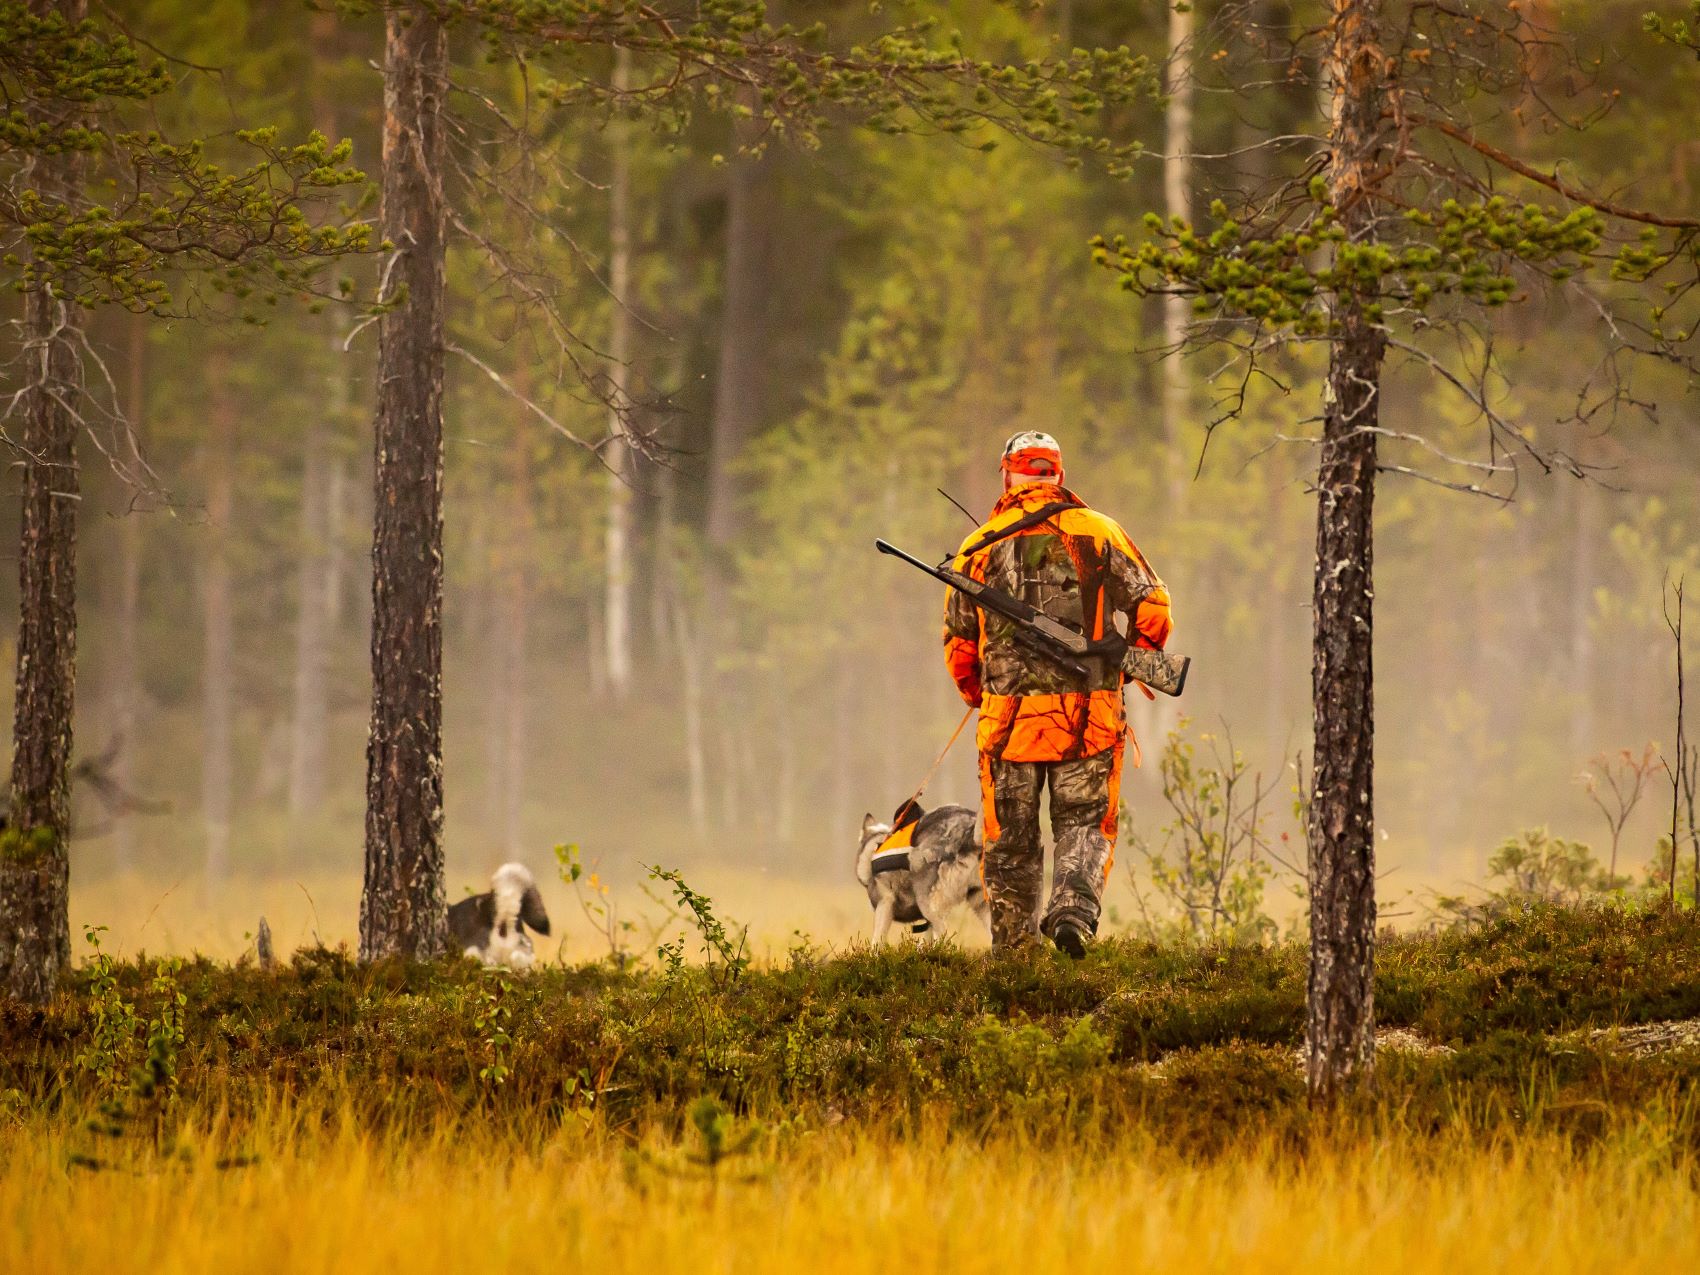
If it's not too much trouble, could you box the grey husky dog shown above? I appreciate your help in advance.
[856,803,990,943]
[448,862,551,970]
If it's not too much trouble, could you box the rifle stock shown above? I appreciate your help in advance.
[1122,646,1190,697]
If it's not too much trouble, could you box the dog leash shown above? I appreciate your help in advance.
[904,705,976,807]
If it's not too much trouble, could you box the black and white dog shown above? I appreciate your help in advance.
[856,804,990,944]
[448,862,551,970]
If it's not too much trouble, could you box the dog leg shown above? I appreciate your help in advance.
[871,897,894,946]
[914,888,944,945]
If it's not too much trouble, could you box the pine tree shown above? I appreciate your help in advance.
[1096,0,1700,1101]
[0,0,366,999]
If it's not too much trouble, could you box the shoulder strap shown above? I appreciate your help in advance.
[952,500,1079,563]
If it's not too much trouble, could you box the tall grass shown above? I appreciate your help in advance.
[6,904,1699,1271]
[5,1103,1699,1273]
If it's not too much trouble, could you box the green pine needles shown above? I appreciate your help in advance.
[1092,188,1625,337]
[1,1,370,313]
[355,0,1156,171]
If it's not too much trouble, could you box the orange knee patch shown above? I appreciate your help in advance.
[978,751,1003,849]
[1101,736,1126,879]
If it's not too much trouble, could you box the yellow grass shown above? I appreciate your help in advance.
[5,1110,1699,1274]
[65,867,888,965]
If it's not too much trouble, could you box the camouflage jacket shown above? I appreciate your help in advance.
[943,483,1171,762]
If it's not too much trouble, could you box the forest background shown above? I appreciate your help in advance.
[6,0,1697,957]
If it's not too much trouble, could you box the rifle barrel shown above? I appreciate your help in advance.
[874,538,945,575]
[876,536,1191,698]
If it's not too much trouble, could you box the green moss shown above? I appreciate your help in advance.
[4,906,1697,1148]
[0,824,57,862]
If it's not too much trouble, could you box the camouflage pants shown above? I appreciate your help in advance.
[978,740,1123,950]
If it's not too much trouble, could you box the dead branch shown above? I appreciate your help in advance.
[1408,114,1700,230]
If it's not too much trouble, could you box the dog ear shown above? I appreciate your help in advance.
[861,811,877,837]
[520,885,551,936]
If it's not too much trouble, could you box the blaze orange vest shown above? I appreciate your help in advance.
[875,818,918,857]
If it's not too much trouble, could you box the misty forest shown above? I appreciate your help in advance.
[4,2,1700,1272]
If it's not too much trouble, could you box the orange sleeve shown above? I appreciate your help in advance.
[943,583,982,707]
[1099,520,1171,651]
[944,636,982,707]
[1133,584,1172,651]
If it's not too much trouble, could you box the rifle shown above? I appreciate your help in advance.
[875,539,1191,697]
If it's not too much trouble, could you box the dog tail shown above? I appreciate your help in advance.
[869,845,918,877]
[492,862,552,936]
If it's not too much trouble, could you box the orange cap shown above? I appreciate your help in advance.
[1001,431,1063,480]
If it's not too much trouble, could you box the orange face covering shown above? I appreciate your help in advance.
[1000,447,1063,483]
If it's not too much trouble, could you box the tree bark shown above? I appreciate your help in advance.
[1,0,87,1004]
[1305,0,1388,1105]
[201,359,236,884]
[289,9,351,821]
[604,46,635,694]
[704,102,774,548]
[361,6,449,961]
[1162,0,1196,510]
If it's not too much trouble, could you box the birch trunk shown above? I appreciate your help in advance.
[499,410,532,856]
[1568,455,1598,760]
[1162,0,1196,510]
[201,362,236,884]
[112,314,147,869]
[604,46,635,695]
[289,9,351,820]
[361,7,449,961]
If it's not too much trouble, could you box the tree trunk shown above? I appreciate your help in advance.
[361,7,449,961]
[479,554,527,857]
[499,590,527,856]
[1,0,87,1004]
[1264,472,1292,749]
[472,518,506,839]
[604,46,635,695]
[662,545,709,839]
[201,361,237,884]
[1567,458,1598,761]
[704,101,774,548]
[288,404,337,819]
[111,313,147,870]
[648,421,677,655]
[1162,0,1196,510]
[700,122,775,860]
[1305,0,1388,1105]
[498,411,531,856]
[289,9,351,821]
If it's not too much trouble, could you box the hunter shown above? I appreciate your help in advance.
[943,432,1173,956]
